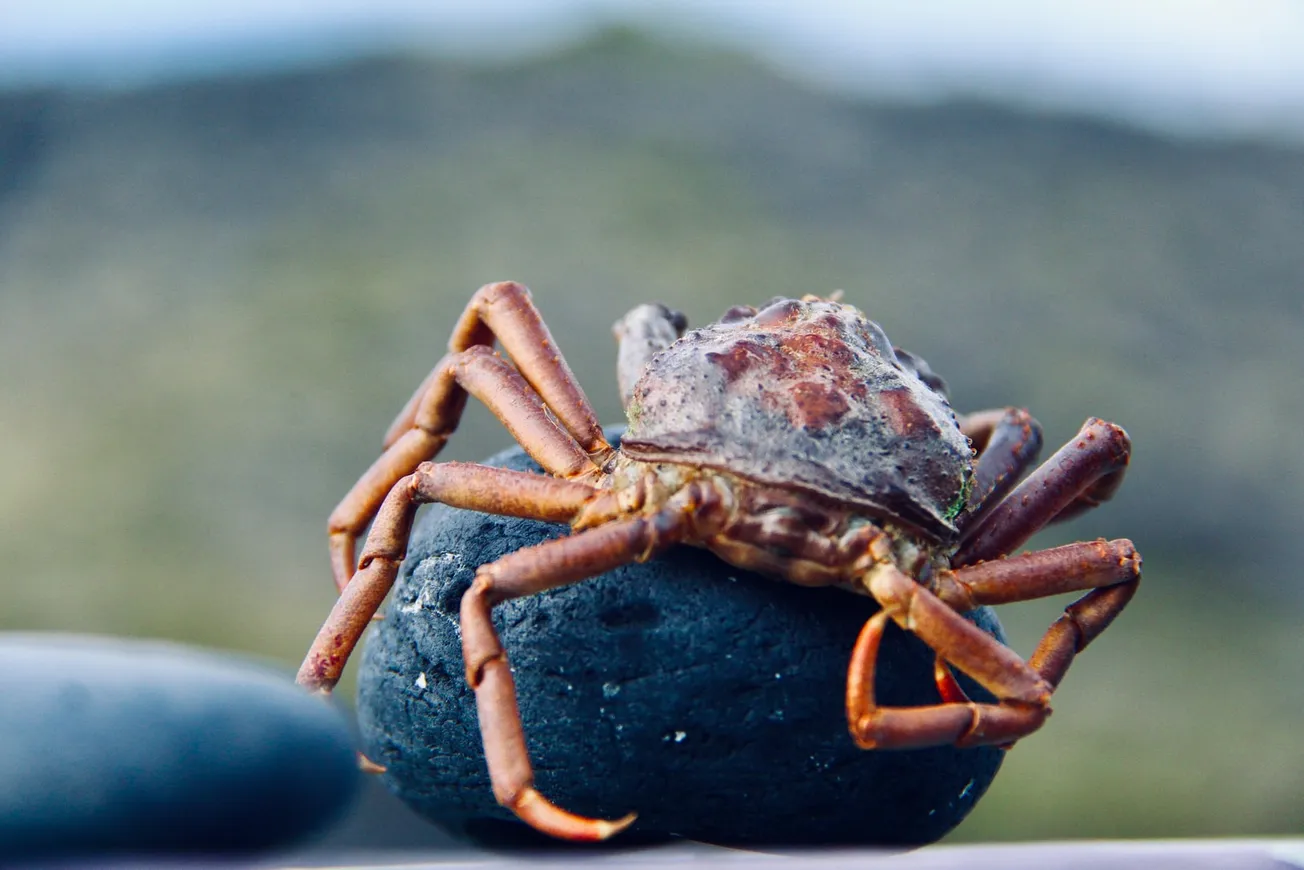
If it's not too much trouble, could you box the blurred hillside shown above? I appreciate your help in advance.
[1,30,1301,841]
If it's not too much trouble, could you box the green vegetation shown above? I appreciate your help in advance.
[1,30,1301,840]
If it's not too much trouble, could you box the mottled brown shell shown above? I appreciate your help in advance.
[620,297,973,542]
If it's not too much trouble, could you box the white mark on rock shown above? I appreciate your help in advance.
[602,682,621,698]
[400,552,465,623]
[674,731,687,743]
[398,582,434,615]
[415,672,427,689]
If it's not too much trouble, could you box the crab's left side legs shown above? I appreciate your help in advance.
[932,538,1141,689]
[847,564,1054,749]
[955,417,1131,567]
[956,408,1043,536]
[847,537,1140,749]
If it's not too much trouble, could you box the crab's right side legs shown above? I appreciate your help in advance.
[330,282,612,591]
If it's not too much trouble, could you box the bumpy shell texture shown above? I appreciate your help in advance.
[620,297,973,542]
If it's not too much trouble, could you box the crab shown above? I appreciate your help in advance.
[297,281,1141,842]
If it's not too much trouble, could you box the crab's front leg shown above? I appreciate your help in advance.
[932,538,1141,690]
[846,539,1141,751]
[460,483,722,840]
[848,564,1054,749]
[299,463,601,692]
[329,282,612,591]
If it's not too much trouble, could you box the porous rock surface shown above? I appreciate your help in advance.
[358,433,1006,848]
[0,634,360,861]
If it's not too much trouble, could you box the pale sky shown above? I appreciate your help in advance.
[3,0,1304,141]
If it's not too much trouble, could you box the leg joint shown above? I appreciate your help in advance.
[465,648,508,689]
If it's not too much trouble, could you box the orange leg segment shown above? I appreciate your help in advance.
[384,281,611,459]
[955,417,1131,567]
[956,407,1043,536]
[848,564,1054,750]
[299,462,600,694]
[933,538,1142,689]
[847,538,1140,751]
[459,504,701,841]
[329,282,608,593]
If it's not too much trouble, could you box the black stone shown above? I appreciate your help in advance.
[0,634,361,861]
[358,432,1006,848]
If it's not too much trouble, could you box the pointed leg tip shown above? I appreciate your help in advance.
[358,753,388,775]
[849,716,880,750]
[596,811,639,841]
[513,787,637,842]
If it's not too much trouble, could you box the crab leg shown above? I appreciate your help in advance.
[954,418,1131,567]
[385,281,610,457]
[299,463,600,693]
[955,407,1043,536]
[460,499,706,841]
[932,538,1141,689]
[329,341,604,591]
[848,564,1054,750]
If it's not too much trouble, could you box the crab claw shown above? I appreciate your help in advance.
[613,302,688,410]
[513,787,638,842]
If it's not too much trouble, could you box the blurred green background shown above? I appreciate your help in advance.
[1,26,1302,844]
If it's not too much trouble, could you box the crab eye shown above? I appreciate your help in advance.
[718,305,757,324]
[753,298,805,326]
[860,320,896,358]
[893,347,950,398]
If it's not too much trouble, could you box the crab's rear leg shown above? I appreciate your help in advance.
[329,282,611,591]
[933,538,1141,689]
[956,408,1043,535]
[848,565,1053,749]
[386,282,610,456]
[300,463,600,693]
[461,489,715,841]
[955,418,1131,567]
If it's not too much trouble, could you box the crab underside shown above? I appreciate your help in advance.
[298,282,1140,842]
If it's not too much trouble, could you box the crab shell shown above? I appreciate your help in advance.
[618,297,974,544]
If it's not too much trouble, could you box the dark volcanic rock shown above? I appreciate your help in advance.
[0,634,360,861]
[358,433,1006,848]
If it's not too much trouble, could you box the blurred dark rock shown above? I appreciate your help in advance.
[0,634,360,861]
[357,433,1006,848]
